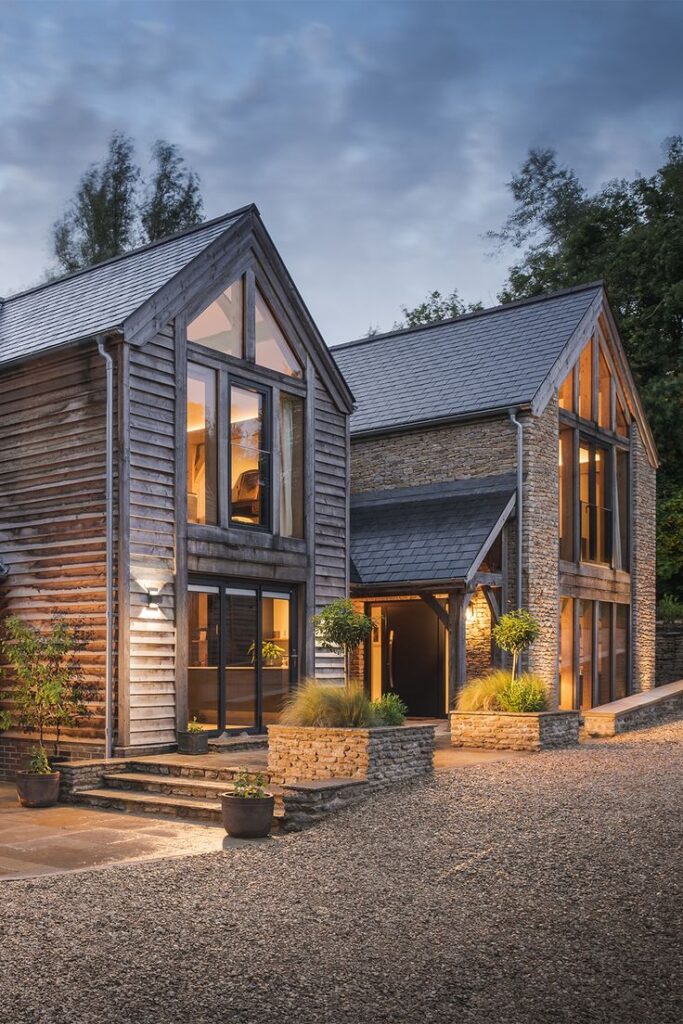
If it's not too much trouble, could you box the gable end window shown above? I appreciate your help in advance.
[187,279,244,359]
[255,287,303,379]
[230,383,270,529]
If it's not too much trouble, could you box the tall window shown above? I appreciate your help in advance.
[559,597,574,709]
[279,393,304,538]
[559,598,630,709]
[187,279,244,358]
[615,448,630,569]
[230,385,270,527]
[579,442,610,565]
[558,368,574,412]
[578,600,594,710]
[559,427,574,560]
[578,338,593,420]
[187,365,217,524]
[255,287,303,379]
[597,348,611,429]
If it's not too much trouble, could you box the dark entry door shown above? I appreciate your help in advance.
[381,601,444,718]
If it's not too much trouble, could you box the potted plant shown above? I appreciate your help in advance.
[177,716,209,755]
[1,615,92,806]
[221,769,274,838]
[16,746,61,808]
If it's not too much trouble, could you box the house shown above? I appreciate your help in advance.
[332,284,658,715]
[0,207,353,775]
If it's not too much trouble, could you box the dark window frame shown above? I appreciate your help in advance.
[559,596,632,709]
[228,376,272,533]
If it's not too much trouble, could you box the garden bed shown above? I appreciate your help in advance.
[449,710,580,751]
[267,723,435,786]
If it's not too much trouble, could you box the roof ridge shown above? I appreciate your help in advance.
[2,205,257,305]
[332,280,604,354]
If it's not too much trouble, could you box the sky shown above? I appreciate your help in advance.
[0,0,682,344]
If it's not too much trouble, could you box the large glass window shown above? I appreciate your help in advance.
[224,587,258,730]
[578,338,593,420]
[597,602,612,706]
[598,347,611,429]
[615,604,629,699]
[558,369,574,412]
[255,287,303,379]
[579,442,611,565]
[578,600,594,710]
[187,365,217,525]
[230,385,269,527]
[279,393,304,538]
[188,588,220,729]
[187,279,244,358]
[616,394,629,438]
[615,448,630,570]
[559,427,574,561]
[559,597,574,709]
[261,592,292,725]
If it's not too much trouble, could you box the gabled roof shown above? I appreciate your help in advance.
[0,207,251,366]
[350,474,515,591]
[332,283,603,436]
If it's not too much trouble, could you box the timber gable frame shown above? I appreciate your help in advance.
[0,207,353,761]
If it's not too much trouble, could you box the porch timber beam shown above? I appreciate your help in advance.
[447,590,474,709]
[418,592,449,628]
[482,585,501,623]
[473,571,503,588]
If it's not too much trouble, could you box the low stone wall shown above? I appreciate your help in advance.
[58,758,127,798]
[280,778,369,831]
[449,711,580,751]
[0,734,105,782]
[583,679,683,737]
[656,624,683,686]
[267,724,435,787]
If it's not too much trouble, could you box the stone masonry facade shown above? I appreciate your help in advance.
[450,710,580,751]
[631,425,657,692]
[656,624,683,686]
[267,723,435,788]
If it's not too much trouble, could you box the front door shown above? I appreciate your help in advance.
[188,581,298,733]
[369,601,444,718]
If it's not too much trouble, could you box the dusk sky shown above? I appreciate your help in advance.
[1,0,682,344]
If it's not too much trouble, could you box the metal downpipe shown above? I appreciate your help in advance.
[508,409,524,610]
[96,337,114,759]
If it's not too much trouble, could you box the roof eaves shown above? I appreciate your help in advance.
[350,402,532,440]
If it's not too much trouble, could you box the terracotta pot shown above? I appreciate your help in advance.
[16,771,61,808]
[221,793,274,838]
[177,731,209,755]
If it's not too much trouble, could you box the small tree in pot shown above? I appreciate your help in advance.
[1,615,92,807]
[221,770,274,838]
[312,598,373,684]
[492,609,540,681]
[177,716,209,755]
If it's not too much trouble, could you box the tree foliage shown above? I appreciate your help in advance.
[393,288,483,330]
[52,133,203,273]
[312,598,374,656]
[492,609,540,681]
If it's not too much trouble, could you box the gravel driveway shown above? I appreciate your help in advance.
[2,722,682,1024]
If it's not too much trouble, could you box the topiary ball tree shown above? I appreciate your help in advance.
[492,609,540,682]
[312,598,374,684]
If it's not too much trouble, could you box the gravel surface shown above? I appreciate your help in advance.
[2,722,682,1024]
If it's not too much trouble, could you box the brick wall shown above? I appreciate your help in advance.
[631,425,657,692]
[0,734,105,781]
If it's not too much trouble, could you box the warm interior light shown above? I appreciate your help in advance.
[147,587,160,609]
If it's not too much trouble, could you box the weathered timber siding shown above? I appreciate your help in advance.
[631,423,657,692]
[0,344,110,749]
[126,328,177,747]
[314,376,348,682]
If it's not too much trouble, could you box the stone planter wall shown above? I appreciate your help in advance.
[449,710,580,751]
[583,679,683,737]
[656,624,683,686]
[267,724,435,787]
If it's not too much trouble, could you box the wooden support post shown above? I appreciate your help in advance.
[447,591,470,709]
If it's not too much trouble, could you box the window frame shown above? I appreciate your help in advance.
[558,596,632,709]
[228,376,272,533]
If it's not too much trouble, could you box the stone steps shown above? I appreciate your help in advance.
[124,757,269,784]
[74,787,225,824]
[103,771,236,800]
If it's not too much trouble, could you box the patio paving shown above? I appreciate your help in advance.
[0,783,229,880]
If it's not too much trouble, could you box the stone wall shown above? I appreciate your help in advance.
[631,425,657,692]
[583,679,683,737]
[267,723,435,786]
[350,417,516,495]
[466,588,494,678]
[0,735,105,782]
[656,624,683,686]
[520,398,560,700]
[280,778,369,831]
[449,710,580,751]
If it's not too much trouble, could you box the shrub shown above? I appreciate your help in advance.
[233,770,268,799]
[658,593,683,623]
[186,717,204,734]
[456,669,548,713]
[492,609,540,680]
[27,747,52,775]
[370,692,407,726]
[280,679,376,728]
[312,599,374,680]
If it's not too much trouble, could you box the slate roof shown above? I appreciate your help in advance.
[332,284,602,435]
[350,474,515,589]
[0,208,249,367]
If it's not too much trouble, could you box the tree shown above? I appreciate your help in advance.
[492,609,540,681]
[491,138,683,597]
[393,288,483,329]
[53,131,140,272]
[312,598,374,683]
[1,616,92,756]
[52,133,203,273]
[140,140,203,242]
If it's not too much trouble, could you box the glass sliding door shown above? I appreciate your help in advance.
[224,587,258,730]
[597,602,612,707]
[187,579,297,733]
[188,587,220,729]
[559,597,575,710]
[578,600,594,710]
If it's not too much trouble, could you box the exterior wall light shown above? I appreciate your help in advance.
[146,587,161,609]
[466,602,476,624]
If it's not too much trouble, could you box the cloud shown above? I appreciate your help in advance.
[0,0,681,337]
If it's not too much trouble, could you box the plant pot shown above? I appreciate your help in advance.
[177,731,209,755]
[16,771,61,808]
[221,793,274,838]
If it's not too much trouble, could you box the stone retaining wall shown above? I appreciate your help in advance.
[583,681,683,737]
[656,624,683,686]
[267,724,435,786]
[449,710,580,751]
[280,778,369,831]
